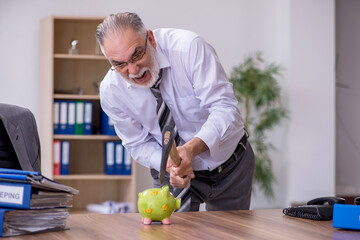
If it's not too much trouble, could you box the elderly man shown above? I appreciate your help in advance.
[96,12,255,212]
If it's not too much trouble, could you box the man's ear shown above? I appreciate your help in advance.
[147,30,157,49]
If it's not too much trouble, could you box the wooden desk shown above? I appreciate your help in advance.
[5,209,360,239]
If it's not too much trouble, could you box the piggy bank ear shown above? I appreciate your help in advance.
[161,185,170,195]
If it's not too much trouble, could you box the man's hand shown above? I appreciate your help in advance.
[167,145,194,188]
[166,137,208,189]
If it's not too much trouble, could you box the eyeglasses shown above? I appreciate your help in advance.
[110,32,148,72]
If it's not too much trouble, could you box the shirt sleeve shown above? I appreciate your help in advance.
[187,37,244,157]
[100,83,162,172]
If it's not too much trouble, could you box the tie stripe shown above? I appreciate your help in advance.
[150,69,180,145]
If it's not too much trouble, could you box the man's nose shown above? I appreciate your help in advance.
[128,62,140,75]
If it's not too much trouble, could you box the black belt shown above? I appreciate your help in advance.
[194,133,248,177]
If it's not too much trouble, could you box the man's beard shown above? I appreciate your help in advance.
[123,46,160,89]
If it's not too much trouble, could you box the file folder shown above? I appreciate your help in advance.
[115,142,124,174]
[53,101,60,134]
[83,101,93,135]
[60,141,70,175]
[67,101,76,135]
[0,181,31,209]
[75,101,84,135]
[53,140,61,176]
[0,168,79,209]
[123,147,132,175]
[100,108,116,135]
[0,168,78,197]
[105,142,115,174]
[333,204,360,230]
[59,101,68,134]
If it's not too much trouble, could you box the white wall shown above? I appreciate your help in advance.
[0,0,335,208]
[286,0,335,204]
[336,0,360,196]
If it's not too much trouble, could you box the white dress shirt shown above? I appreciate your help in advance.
[100,28,245,172]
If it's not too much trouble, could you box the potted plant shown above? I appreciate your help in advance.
[230,52,288,199]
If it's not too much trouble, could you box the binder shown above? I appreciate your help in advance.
[100,108,116,135]
[105,142,115,175]
[53,140,61,176]
[59,101,68,134]
[0,181,31,209]
[115,142,124,174]
[75,101,84,135]
[0,168,78,194]
[67,101,76,135]
[53,101,60,134]
[0,168,78,210]
[333,204,360,230]
[60,141,70,175]
[0,167,77,237]
[123,147,132,175]
[83,101,93,135]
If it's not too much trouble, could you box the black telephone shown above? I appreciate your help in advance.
[282,196,346,221]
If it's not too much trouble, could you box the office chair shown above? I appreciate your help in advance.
[0,104,41,172]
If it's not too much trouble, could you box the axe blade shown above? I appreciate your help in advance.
[159,125,175,184]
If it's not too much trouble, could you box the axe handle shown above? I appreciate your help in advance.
[169,140,181,167]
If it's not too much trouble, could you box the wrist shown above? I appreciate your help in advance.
[183,137,208,159]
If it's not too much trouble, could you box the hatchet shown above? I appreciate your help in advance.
[159,125,181,184]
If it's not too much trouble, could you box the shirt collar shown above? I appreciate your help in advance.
[156,46,171,69]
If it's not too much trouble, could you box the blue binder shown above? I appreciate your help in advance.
[0,168,78,194]
[100,108,116,135]
[66,101,76,135]
[123,147,132,175]
[115,142,124,175]
[0,168,78,210]
[53,100,60,134]
[60,141,70,175]
[333,204,360,230]
[83,101,93,135]
[105,142,115,175]
[0,181,31,209]
[59,101,68,134]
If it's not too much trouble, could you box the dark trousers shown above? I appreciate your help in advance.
[151,140,255,212]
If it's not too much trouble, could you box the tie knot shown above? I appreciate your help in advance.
[152,69,163,89]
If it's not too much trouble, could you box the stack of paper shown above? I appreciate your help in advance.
[1,208,69,237]
[0,168,78,237]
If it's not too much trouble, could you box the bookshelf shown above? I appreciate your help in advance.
[39,16,137,212]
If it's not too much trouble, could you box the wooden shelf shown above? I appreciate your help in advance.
[39,16,136,212]
[54,135,119,140]
[54,94,100,100]
[54,53,106,60]
[54,174,133,180]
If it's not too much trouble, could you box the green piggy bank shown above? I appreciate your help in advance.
[138,185,181,225]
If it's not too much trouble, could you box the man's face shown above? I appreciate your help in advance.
[103,28,159,89]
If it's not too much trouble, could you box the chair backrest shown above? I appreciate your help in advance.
[0,120,21,169]
[0,103,41,172]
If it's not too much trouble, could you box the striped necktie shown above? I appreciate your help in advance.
[150,69,191,212]
[150,69,180,145]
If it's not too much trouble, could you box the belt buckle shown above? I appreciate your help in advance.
[217,165,222,173]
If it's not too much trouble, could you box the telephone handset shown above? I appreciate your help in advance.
[283,196,346,220]
[307,196,346,206]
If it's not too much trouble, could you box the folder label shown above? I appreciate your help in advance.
[0,185,24,205]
